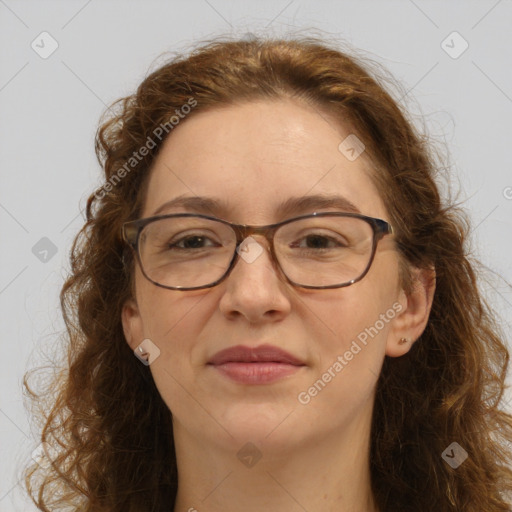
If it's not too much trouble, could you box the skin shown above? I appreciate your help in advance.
[122,97,435,512]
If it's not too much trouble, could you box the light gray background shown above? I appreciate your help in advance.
[1,1,511,510]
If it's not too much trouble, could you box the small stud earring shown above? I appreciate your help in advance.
[398,337,409,345]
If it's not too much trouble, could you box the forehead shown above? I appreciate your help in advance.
[142,98,388,223]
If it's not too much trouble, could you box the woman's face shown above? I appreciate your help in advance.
[122,98,420,453]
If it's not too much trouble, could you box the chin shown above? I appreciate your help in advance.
[218,402,301,445]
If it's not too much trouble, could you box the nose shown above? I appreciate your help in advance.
[218,235,292,323]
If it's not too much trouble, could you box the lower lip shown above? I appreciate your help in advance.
[210,362,303,384]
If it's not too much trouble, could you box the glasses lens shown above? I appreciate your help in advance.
[138,216,236,289]
[275,215,375,287]
[137,215,375,289]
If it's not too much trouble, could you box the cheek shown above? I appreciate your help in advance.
[302,262,400,405]
[310,271,398,357]
[296,302,393,426]
[140,295,205,417]
[136,273,209,344]
[311,295,392,381]
[135,281,214,397]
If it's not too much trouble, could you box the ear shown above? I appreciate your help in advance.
[386,266,436,357]
[122,297,145,351]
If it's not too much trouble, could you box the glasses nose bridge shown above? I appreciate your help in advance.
[234,223,277,248]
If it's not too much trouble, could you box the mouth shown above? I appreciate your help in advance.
[207,344,306,384]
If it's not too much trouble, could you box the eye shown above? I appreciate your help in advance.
[169,234,218,250]
[291,233,348,250]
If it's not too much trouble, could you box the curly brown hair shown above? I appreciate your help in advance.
[22,35,512,511]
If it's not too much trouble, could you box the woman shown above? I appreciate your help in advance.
[24,36,512,511]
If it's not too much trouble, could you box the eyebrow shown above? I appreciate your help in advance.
[151,193,362,220]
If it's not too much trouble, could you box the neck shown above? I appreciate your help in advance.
[171,404,379,512]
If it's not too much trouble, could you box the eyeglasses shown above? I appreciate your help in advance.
[122,212,394,291]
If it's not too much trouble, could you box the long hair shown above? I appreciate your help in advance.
[23,35,512,511]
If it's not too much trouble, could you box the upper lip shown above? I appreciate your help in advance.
[207,344,305,366]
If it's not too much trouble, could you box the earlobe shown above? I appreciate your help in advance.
[121,298,144,351]
[386,266,436,357]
